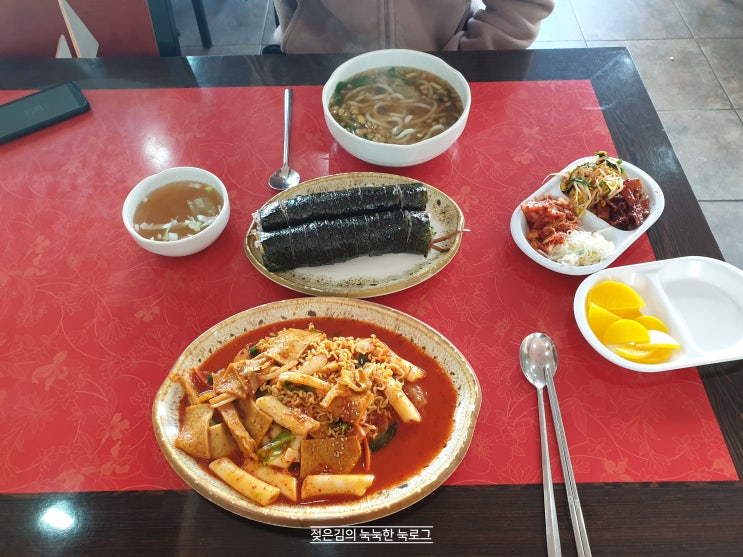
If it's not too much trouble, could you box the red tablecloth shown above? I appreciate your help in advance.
[0,82,736,493]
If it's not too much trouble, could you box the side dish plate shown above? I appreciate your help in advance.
[245,172,464,297]
[574,256,743,372]
[510,158,665,275]
[152,297,481,527]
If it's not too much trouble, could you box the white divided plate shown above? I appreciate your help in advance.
[245,173,464,298]
[152,297,481,527]
[510,158,665,275]
[574,256,743,372]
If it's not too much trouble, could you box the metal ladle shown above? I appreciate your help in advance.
[520,332,562,557]
[268,88,300,190]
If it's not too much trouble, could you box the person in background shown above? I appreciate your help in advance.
[271,0,555,54]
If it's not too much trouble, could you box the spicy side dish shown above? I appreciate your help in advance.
[328,66,464,145]
[559,150,650,231]
[521,195,615,266]
[173,319,456,507]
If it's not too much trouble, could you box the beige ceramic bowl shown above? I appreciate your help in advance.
[152,297,481,527]
[122,166,230,257]
[322,49,471,167]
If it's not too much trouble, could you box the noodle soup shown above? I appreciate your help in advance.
[328,67,464,145]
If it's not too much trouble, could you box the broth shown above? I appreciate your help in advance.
[133,180,223,241]
[188,316,458,505]
[329,66,464,145]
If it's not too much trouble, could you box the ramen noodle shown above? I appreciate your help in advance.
[175,325,430,506]
[328,66,464,145]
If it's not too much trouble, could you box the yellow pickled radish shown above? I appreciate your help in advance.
[587,302,621,339]
[635,315,669,333]
[602,318,650,346]
[585,279,680,364]
[610,344,656,362]
[636,329,680,350]
[612,344,674,364]
[612,308,644,319]
[585,280,646,313]
[637,347,675,364]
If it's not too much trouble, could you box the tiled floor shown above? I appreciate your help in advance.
[533,0,743,270]
[172,0,743,270]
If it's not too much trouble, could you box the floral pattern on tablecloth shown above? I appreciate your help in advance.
[0,82,736,493]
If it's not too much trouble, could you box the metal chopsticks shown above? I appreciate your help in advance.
[538,382,562,557]
[545,367,592,557]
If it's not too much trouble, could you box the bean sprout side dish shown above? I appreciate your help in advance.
[559,150,650,230]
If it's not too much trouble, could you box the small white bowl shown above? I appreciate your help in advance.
[122,167,230,257]
[322,49,471,167]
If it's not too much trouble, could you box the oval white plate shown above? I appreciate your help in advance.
[510,157,665,275]
[574,256,743,372]
[152,297,481,527]
[245,173,464,298]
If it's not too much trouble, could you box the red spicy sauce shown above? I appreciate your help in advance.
[195,316,458,504]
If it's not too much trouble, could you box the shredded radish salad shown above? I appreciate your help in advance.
[548,229,615,266]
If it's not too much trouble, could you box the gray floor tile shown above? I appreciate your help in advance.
[699,201,743,270]
[587,39,731,110]
[675,0,743,38]
[658,109,743,201]
[699,39,743,110]
[572,0,691,40]
[534,0,584,42]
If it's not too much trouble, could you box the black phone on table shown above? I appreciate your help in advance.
[0,81,90,145]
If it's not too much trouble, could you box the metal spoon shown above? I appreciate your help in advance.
[520,333,562,557]
[268,88,300,190]
[532,333,592,557]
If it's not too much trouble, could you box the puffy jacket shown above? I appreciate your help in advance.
[273,0,555,54]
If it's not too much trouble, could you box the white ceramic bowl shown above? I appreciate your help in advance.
[122,167,230,257]
[322,49,471,167]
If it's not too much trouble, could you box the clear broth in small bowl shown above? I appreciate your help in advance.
[134,181,223,242]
